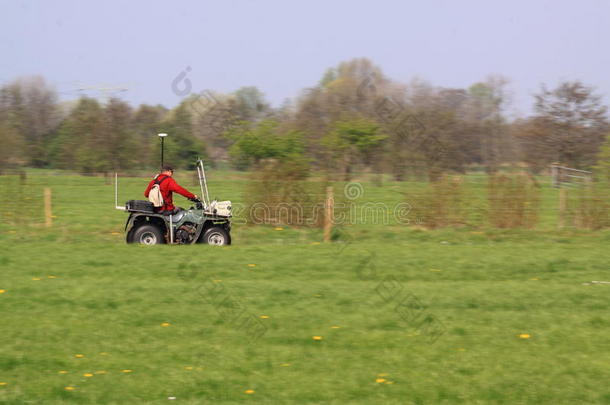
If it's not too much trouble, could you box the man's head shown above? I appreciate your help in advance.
[161,165,174,176]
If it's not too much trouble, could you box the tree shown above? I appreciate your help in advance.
[383,80,474,180]
[132,104,168,168]
[233,86,270,121]
[408,107,467,180]
[225,119,307,171]
[594,133,610,183]
[322,118,386,180]
[464,76,513,173]
[160,101,207,169]
[0,121,23,170]
[104,98,137,171]
[318,68,337,88]
[0,76,60,167]
[48,97,106,172]
[293,58,390,168]
[518,81,609,170]
[189,91,238,162]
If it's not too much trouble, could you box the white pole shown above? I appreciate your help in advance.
[115,172,125,210]
[197,164,205,206]
[199,159,210,207]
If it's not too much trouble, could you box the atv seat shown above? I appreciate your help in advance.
[126,200,155,213]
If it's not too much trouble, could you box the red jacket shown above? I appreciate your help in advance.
[144,174,196,211]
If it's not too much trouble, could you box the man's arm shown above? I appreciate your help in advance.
[169,178,196,200]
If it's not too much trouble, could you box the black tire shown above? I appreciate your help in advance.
[201,227,231,246]
[131,224,165,245]
[126,228,135,243]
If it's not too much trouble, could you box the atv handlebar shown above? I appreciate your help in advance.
[190,197,203,210]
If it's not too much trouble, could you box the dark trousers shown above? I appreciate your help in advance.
[159,207,183,216]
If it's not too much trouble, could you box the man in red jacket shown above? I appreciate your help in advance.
[144,165,198,214]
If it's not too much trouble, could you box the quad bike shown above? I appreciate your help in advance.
[116,159,232,245]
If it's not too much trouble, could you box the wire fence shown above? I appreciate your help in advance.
[2,170,610,231]
[0,173,45,226]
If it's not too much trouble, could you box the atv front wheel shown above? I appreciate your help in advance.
[202,227,231,246]
[131,225,165,245]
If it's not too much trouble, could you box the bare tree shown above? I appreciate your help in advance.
[464,75,513,173]
[517,81,609,170]
[0,76,60,167]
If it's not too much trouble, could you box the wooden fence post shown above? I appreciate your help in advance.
[44,187,52,227]
[324,186,334,242]
[550,163,558,188]
[558,187,567,229]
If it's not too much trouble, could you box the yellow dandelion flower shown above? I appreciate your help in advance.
[64,386,75,391]
[375,378,386,383]
[184,366,193,370]
[58,370,68,374]
[121,369,133,373]
[385,381,395,385]
[280,363,291,367]
[274,227,284,231]
[94,371,106,375]
[0,382,7,386]
[0,289,5,294]
[32,277,41,281]
[312,336,323,341]
[244,389,255,394]
[260,315,270,319]
[161,322,171,327]
[48,275,57,279]
[74,354,84,358]
[99,352,108,356]
[519,333,531,339]
[331,325,341,329]
[247,264,256,267]
[83,373,93,377]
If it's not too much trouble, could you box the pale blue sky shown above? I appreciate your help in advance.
[1,0,609,116]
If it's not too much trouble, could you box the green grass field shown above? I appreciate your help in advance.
[1,170,610,404]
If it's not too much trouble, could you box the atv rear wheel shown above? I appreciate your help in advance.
[131,224,165,245]
[202,227,230,246]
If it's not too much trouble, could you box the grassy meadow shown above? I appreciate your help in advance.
[1,169,610,404]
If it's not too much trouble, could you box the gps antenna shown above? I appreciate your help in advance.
[158,133,167,169]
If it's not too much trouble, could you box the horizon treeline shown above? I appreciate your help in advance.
[1,58,610,180]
